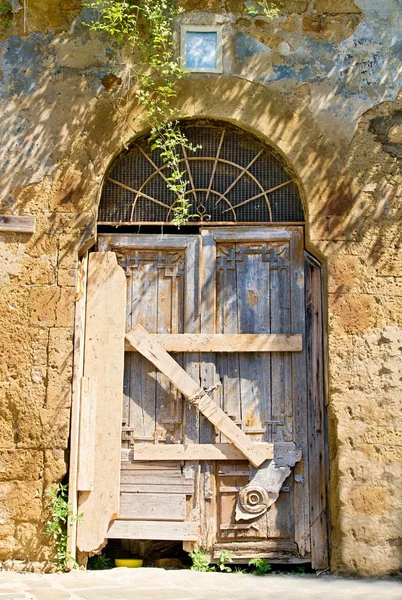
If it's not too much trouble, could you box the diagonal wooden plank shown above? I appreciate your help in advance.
[126,325,267,467]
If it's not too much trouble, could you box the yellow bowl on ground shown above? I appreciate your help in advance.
[115,559,143,568]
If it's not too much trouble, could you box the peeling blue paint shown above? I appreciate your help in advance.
[234,3,402,125]
[0,34,55,96]
[236,32,269,61]
[0,0,401,188]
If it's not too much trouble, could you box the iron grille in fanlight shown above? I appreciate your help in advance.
[98,121,304,225]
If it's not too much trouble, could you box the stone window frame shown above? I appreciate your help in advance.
[180,25,223,74]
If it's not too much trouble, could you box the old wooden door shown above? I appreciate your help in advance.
[98,226,311,563]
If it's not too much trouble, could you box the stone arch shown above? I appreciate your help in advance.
[76,76,358,256]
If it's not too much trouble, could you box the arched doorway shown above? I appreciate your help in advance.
[74,121,328,568]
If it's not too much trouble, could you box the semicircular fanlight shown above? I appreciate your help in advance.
[98,121,304,225]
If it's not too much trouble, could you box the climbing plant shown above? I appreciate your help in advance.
[245,1,280,19]
[45,484,82,571]
[84,0,200,226]
[84,1,279,225]
[0,0,12,28]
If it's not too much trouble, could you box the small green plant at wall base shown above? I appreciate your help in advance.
[84,0,200,226]
[217,549,233,572]
[248,557,272,575]
[189,547,233,572]
[45,484,82,571]
[87,553,113,570]
[234,566,248,573]
[189,547,214,572]
[291,565,306,574]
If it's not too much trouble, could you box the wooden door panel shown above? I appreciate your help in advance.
[155,253,185,441]
[270,243,293,443]
[265,487,294,540]
[217,462,268,542]
[119,493,186,521]
[127,258,158,443]
[200,233,220,445]
[123,249,186,444]
[236,247,271,443]
[289,229,310,556]
[305,254,329,569]
[214,241,294,444]
[201,228,308,556]
[96,229,315,559]
[216,254,241,437]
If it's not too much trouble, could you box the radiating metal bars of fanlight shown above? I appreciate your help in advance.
[98,123,305,225]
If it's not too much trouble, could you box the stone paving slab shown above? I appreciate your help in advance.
[0,568,400,600]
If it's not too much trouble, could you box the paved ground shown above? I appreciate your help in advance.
[0,568,401,600]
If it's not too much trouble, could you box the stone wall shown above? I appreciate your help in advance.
[0,0,401,576]
[325,97,402,575]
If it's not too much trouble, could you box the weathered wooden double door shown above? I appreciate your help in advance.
[88,226,328,565]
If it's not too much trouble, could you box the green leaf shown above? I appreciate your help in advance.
[83,0,203,226]
[45,484,81,571]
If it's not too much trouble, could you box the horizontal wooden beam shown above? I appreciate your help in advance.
[107,520,198,541]
[120,483,194,494]
[202,226,297,242]
[124,443,274,462]
[119,493,186,521]
[125,333,302,353]
[0,215,35,233]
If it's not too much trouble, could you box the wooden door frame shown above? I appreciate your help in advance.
[67,228,329,569]
[305,252,330,569]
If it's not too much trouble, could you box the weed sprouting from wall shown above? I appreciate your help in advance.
[45,484,82,571]
[0,0,12,28]
[244,1,279,19]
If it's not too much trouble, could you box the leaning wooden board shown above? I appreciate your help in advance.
[125,325,267,468]
[76,252,126,554]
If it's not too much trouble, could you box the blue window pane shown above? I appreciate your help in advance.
[186,31,218,70]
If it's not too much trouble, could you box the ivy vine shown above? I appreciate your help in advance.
[84,0,200,226]
[245,1,280,19]
[84,1,279,225]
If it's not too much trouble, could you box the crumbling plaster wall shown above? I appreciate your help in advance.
[0,0,401,576]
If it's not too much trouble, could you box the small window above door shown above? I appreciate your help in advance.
[180,25,223,73]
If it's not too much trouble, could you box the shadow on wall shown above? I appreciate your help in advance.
[0,2,401,267]
[0,1,401,574]
[1,74,401,269]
